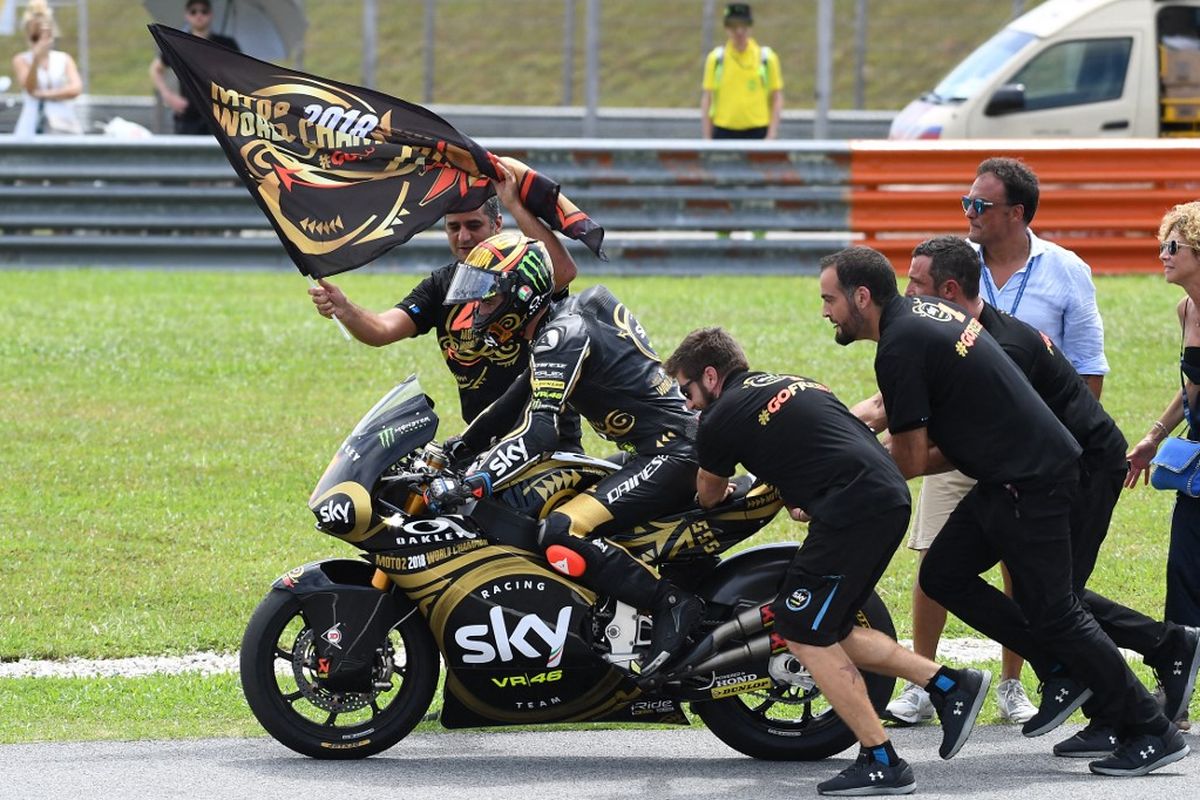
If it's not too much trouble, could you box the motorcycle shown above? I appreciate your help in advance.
[240,376,896,760]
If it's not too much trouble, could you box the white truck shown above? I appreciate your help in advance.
[889,0,1200,138]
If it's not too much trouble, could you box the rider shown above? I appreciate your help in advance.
[426,232,705,677]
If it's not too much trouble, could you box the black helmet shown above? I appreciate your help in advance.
[445,232,555,346]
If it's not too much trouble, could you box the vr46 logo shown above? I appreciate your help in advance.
[491,670,563,688]
[455,606,572,668]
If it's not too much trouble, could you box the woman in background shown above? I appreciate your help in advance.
[1126,201,1200,729]
[11,0,83,137]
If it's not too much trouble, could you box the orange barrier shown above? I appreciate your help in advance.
[848,140,1200,274]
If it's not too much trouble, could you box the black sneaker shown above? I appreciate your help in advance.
[1156,625,1200,723]
[1088,727,1190,776]
[640,587,703,676]
[1022,676,1093,737]
[929,668,991,759]
[817,757,916,796]
[1052,723,1120,758]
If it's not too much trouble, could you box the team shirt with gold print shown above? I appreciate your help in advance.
[697,369,909,527]
[464,285,696,485]
[875,295,1081,484]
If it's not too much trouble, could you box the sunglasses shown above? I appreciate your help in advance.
[960,196,1009,215]
[679,378,696,397]
[1160,240,1198,256]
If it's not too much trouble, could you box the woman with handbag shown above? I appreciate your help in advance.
[11,0,83,138]
[1126,202,1200,696]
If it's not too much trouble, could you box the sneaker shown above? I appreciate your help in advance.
[640,586,703,676]
[929,668,991,759]
[995,678,1037,724]
[1052,723,1120,758]
[1022,676,1093,737]
[817,757,916,796]
[1088,727,1190,776]
[883,682,934,726]
[1156,625,1200,723]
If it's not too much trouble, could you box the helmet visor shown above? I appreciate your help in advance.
[445,263,504,305]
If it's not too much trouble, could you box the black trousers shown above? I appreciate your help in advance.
[1167,493,1200,626]
[1070,464,1183,714]
[712,125,768,139]
[921,477,1165,735]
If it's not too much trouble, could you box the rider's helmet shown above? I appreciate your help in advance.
[446,232,555,346]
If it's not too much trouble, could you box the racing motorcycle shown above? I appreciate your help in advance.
[240,376,895,760]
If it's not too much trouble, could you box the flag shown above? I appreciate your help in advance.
[148,24,605,278]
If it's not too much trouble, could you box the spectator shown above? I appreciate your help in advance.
[1126,201,1200,730]
[821,245,1186,777]
[700,3,783,140]
[11,0,83,138]
[309,160,583,449]
[880,156,1109,727]
[149,0,240,135]
[665,326,988,796]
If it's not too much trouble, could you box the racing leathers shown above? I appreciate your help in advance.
[459,285,703,674]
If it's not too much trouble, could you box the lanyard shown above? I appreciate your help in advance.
[981,259,1033,317]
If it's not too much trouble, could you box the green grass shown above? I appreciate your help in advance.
[0,268,1192,742]
[23,1,1042,110]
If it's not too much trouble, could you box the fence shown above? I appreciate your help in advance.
[1,136,1194,275]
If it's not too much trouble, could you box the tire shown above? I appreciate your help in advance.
[240,589,440,759]
[692,591,897,760]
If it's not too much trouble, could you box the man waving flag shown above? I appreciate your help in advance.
[148,24,604,279]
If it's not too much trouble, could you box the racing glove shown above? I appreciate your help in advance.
[424,472,492,514]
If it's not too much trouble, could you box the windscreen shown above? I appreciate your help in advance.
[930,28,1036,102]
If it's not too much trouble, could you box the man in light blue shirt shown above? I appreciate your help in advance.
[967,157,1108,396]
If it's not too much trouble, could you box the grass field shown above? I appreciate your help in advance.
[15,1,1043,110]
[1,267,1195,743]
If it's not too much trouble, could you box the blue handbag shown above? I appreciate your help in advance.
[1150,435,1200,497]
[1150,368,1200,497]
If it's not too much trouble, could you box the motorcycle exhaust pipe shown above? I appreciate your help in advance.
[672,601,774,673]
[672,630,775,679]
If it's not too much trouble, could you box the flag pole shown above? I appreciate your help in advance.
[307,276,353,341]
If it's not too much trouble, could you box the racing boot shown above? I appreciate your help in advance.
[539,513,703,677]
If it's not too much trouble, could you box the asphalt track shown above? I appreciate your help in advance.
[2,723,1196,800]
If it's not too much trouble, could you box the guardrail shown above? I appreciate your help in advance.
[1,137,1196,275]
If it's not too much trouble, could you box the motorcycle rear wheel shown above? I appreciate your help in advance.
[240,589,439,759]
[692,591,896,760]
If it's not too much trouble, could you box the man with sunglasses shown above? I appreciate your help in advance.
[308,161,583,451]
[882,156,1109,728]
[149,0,240,135]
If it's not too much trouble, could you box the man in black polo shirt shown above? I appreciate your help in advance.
[905,235,1200,757]
[820,245,1188,777]
[665,328,990,797]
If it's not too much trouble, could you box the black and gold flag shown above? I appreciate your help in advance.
[148,24,605,278]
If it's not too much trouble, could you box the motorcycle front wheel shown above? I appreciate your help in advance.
[240,589,440,759]
[692,590,896,760]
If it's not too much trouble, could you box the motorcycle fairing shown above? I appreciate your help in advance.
[309,376,439,543]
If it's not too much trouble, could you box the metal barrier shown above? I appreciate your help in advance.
[2,137,1198,274]
[850,140,1200,274]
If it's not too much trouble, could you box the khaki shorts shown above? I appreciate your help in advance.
[908,469,977,550]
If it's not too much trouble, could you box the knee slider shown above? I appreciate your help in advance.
[539,513,588,578]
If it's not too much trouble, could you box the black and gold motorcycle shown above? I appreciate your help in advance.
[240,376,895,760]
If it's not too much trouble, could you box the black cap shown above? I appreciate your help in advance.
[725,3,753,25]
